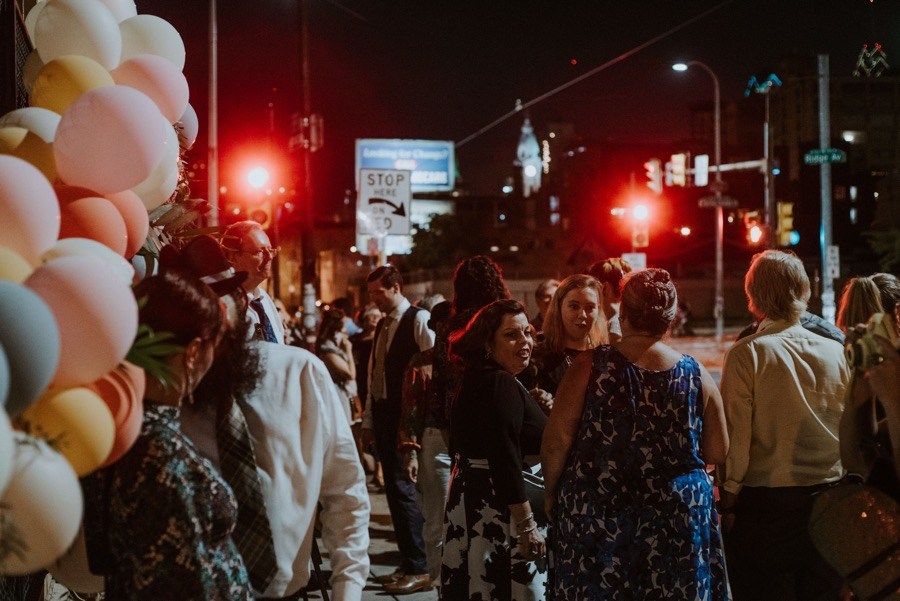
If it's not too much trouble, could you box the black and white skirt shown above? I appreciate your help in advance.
[440,458,548,601]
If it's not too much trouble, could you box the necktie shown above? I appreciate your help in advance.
[370,316,393,401]
[250,297,279,343]
[216,402,278,593]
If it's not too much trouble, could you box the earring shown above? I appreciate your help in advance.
[182,357,195,406]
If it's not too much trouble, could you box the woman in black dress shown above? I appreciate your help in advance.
[441,299,548,600]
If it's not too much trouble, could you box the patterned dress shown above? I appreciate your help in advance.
[104,404,252,600]
[554,346,729,600]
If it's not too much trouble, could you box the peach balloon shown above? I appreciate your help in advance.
[105,190,149,257]
[41,238,134,284]
[34,0,121,70]
[111,54,189,123]
[0,433,82,575]
[87,364,143,467]
[30,55,114,115]
[0,126,56,182]
[0,155,60,264]
[25,255,138,387]
[53,85,167,194]
[59,196,128,255]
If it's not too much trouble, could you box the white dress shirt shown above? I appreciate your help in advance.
[720,318,850,495]
[361,297,435,429]
[246,286,285,344]
[240,343,370,599]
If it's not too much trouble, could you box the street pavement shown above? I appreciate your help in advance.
[310,329,740,600]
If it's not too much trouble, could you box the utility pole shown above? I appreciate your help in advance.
[207,0,218,225]
[818,54,835,322]
[298,0,317,333]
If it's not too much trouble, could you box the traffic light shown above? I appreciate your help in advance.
[248,200,272,227]
[644,159,662,194]
[670,153,687,187]
[632,225,649,248]
[777,202,795,246]
[743,211,764,245]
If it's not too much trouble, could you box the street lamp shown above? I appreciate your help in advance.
[673,60,724,343]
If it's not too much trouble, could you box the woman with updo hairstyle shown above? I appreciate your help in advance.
[316,308,360,424]
[85,270,252,600]
[542,268,730,599]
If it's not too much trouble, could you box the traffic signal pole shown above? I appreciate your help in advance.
[818,54,836,323]
[298,0,317,334]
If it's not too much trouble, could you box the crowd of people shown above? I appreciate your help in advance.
[9,224,898,601]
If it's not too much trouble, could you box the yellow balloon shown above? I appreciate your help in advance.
[15,387,115,477]
[29,55,114,116]
[0,126,57,182]
[0,247,34,282]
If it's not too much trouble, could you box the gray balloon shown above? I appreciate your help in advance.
[0,281,61,416]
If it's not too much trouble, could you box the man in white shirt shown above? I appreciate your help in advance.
[719,250,850,601]
[361,266,435,594]
[222,221,285,344]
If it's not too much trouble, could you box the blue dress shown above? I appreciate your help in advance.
[553,346,729,600]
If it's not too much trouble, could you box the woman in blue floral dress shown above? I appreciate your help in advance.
[542,268,730,600]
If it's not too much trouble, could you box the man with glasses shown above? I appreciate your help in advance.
[222,221,284,344]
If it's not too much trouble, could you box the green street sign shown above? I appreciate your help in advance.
[804,148,847,165]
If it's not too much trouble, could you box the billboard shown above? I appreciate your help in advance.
[355,139,455,192]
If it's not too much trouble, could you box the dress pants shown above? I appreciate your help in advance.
[416,427,452,583]
[724,484,843,601]
[372,400,427,575]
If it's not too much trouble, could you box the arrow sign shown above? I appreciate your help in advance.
[368,197,407,217]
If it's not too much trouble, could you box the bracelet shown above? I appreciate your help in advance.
[518,524,537,535]
[398,441,422,452]
[515,513,534,528]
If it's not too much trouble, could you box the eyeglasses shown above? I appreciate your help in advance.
[242,246,280,259]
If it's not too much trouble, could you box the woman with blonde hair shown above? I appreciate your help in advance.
[529,274,607,414]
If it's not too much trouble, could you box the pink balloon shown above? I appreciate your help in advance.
[0,156,60,264]
[111,55,189,123]
[53,86,167,194]
[105,190,149,257]
[25,255,138,387]
[59,197,128,256]
[87,363,144,467]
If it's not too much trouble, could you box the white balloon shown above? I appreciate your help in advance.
[176,103,198,150]
[96,0,135,23]
[24,1,45,43]
[130,253,157,282]
[132,118,179,210]
[22,50,45,94]
[0,107,60,143]
[0,409,14,497]
[0,433,82,575]
[34,0,122,70]
[119,15,185,71]
[41,238,134,284]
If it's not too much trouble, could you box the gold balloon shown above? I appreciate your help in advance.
[0,247,34,282]
[0,126,56,182]
[29,55,114,116]
[15,387,115,477]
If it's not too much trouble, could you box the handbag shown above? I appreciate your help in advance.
[523,463,548,525]
[808,480,900,601]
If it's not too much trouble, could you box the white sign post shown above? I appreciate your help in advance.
[826,245,840,280]
[621,252,647,271]
[357,168,412,237]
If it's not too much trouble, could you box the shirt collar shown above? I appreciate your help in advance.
[757,317,797,333]
[388,297,410,320]
[247,286,266,302]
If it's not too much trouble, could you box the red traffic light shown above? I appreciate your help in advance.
[247,166,270,189]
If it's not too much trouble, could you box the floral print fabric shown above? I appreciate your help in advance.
[553,346,729,600]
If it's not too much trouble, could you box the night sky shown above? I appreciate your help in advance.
[144,0,899,211]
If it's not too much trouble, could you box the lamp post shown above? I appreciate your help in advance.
[673,60,724,342]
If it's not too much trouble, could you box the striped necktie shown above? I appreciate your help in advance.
[249,297,278,343]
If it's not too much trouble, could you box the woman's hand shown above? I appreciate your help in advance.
[516,523,546,561]
[403,450,418,484]
[530,387,554,415]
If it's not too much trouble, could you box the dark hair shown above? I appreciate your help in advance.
[330,297,354,314]
[588,257,633,300]
[316,308,345,350]
[452,255,509,313]
[134,270,223,347]
[428,300,453,332]
[449,299,527,364]
[221,220,264,252]
[619,268,678,336]
[194,290,261,411]
[367,265,403,289]
[872,272,900,315]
